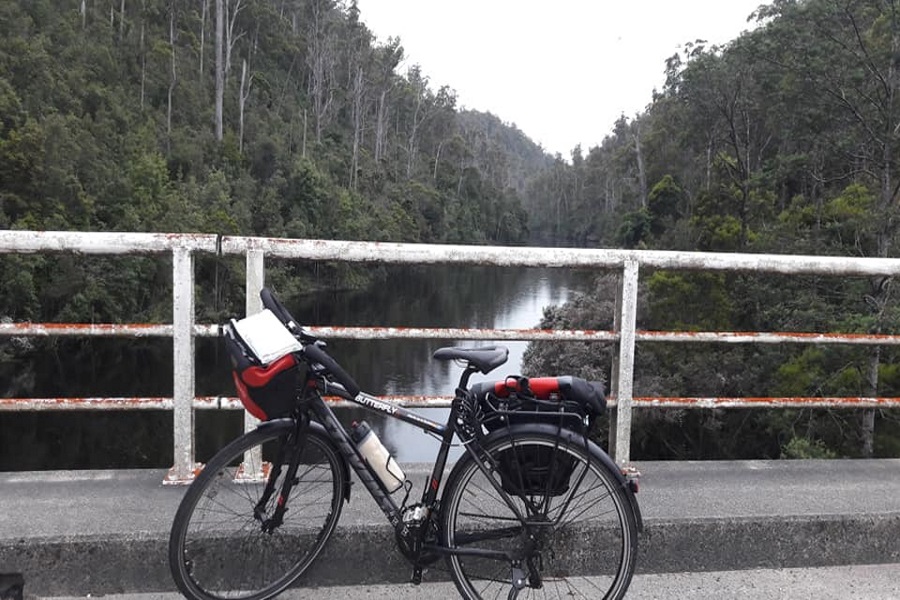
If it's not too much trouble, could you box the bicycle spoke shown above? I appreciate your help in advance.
[443,430,637,600]
[170,426,344,600]
[454,525,522,546]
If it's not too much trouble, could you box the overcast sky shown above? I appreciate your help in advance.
[354,1,764,157]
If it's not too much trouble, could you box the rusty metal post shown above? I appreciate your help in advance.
[245,248,265,313]
[608,281,621,457]
[610,260,639,465]
[241,249,266,475]
[167,247,197,483]
[244,249,265,438]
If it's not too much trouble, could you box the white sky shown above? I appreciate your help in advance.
[354,1,763,157]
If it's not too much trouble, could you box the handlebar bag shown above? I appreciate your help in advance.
[223,320,304,421]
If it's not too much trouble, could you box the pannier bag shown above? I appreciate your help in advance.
[223,309,304,421]
[470,375,606,496]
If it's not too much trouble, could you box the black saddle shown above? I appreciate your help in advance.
[432,345,509,375]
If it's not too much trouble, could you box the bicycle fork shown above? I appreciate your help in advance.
[253,414,310,533]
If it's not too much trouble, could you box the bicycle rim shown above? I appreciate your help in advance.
[442,431,637,600]
[169,423,344,600]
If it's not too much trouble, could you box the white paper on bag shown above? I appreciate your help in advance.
[232,308,302,364]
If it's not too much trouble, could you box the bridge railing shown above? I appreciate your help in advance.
[2,230,900,482]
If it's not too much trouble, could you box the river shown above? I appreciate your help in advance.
[291,265,592,463]
[0,265,591,470]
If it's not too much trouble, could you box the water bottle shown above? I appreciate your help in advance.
[350,420,405,493]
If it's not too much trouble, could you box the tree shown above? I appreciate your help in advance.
[345,3,371,189]
[403,65,430,178]
[238,57,252,153]
[370,38,402,164]
[166,1,178,149]
[224,0,245,81]
[760,0,900,456]
[198,0,209,85]
[306,0,337,144]
[214,0,224,140]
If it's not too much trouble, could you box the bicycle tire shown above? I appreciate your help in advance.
[169,420,345,600]
[441,424,638,600]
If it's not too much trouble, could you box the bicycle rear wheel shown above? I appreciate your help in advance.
[169,420,345,600]
[441,425,638,600]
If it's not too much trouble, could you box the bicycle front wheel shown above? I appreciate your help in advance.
[169,420,346,600]
[441,426,638,600]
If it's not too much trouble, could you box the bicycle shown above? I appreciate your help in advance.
[168,287,642,600]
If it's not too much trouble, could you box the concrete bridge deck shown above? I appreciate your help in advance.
[2,459,899,597]
[34,565,900,600]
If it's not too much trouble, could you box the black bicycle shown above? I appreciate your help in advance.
[168,287,642,600]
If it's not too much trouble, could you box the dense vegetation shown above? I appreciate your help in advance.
[2,0,900,465]
[0,0,548,468]
[524,0,900,459]
[0,0,545,321]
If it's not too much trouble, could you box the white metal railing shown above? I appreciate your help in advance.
[3,230,900,482]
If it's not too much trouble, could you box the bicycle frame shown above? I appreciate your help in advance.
[258,347,642,585]
[290,361,614,582]
[301,363,481,534]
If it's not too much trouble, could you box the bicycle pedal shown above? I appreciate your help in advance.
[410,566,423,585]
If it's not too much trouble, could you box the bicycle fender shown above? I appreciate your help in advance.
[477,422,643,532]
[255,418,352,503]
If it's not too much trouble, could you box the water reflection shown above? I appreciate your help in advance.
[290,265,591,463]
[0,265,591,470]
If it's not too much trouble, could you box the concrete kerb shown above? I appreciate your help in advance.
[2,460,900,596]
[5,514,900,595]
[638,514,900,574]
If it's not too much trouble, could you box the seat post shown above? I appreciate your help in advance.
[456,364,479,390]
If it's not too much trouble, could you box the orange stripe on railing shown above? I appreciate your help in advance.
[4,395,899,411]
[6,323,900,346]
[630,397,900,408]
[0,322,219,337]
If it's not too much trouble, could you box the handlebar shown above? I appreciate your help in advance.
[303,342,361,398]
[260,287,300,333]
[258,287,360,398]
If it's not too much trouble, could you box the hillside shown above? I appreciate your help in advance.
[0,0,560,317]
[0,0,549,246]
[523,0,900,459]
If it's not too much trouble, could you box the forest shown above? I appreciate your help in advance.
[0,0,546,316]
[523,0,900,459]
[1,0,900,464]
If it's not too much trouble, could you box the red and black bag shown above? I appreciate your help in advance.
[471,375,605,432]
[470,375,606,496]
[223,323,303,421]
